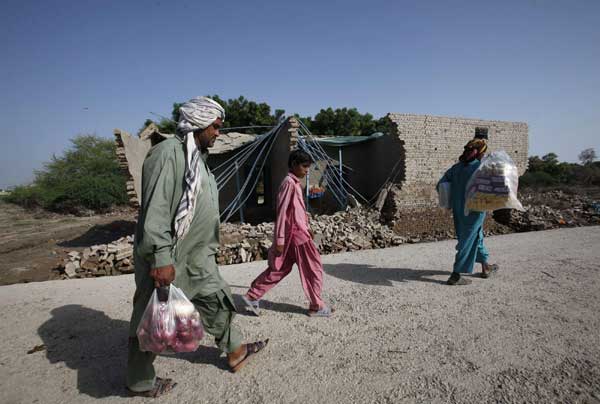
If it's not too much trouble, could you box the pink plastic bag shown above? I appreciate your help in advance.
[136,285,204,353]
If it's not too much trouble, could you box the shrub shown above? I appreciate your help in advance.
[5,185,45,208]
[520,171,559,188]
[6,135,128,213]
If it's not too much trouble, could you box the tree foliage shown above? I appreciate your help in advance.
[520,150,600,188]
[210,95,285,134]
[6,135,128,212]
[307,107,393,136]
[141,97,284,135]
[141,96,392,137]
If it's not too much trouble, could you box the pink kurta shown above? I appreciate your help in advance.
[247,173,325,311]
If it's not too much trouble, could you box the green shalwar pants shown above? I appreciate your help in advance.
[126,286,242,392]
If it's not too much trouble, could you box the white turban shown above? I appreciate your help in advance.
[177,96,225,134]
[174,96,225,242]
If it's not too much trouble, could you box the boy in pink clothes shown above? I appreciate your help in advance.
[243,150,333,317]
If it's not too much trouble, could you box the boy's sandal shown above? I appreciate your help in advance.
[230,339,269,373]
[308,306,334,317]
[127,377,177,398]
[242,295,260,316]
[481,264,499,279]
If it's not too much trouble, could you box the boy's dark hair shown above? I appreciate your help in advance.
[288,149,313,169]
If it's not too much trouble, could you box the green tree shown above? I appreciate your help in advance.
[519,171,559,187]
[311,107,384,136]
[542,153,559,165]
[294,114,313,131]
[527,155,545,172]
[141,97,284,135]
[210,95,283,133]
[526,153,567,180]
[140,97,393,137]
[6,135,128,212]
[520,152,600,188]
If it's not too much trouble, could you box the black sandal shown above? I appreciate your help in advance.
[230,339,269,373]
[128,377,177,398]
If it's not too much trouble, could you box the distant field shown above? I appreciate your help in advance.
[0,200,135,285]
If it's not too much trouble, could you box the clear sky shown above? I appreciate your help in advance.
[1,0,598,189]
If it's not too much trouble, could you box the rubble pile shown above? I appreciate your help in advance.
[56,236,134,279]
[494,190,600,232]
[53,189,599,279]
[217,208,405,265]
[311,208,405,252]
[217,222,274,265]
[55,208,405,275]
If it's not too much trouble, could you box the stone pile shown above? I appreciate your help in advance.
[494,190,600,232]
[216,208,405,265]
[56,208,403,274]
[53,189,599,279]
[311,208,405,252]
[57,236,134,279]
[217,222,274,265]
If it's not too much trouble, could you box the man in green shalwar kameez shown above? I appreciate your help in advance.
[126,96,268,398]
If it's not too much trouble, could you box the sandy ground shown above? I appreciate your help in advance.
[0,201,135,285]
[1,227,599,404]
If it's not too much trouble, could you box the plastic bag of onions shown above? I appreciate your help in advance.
[136,285,204,353]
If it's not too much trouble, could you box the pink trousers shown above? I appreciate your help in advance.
[247,240,325,311]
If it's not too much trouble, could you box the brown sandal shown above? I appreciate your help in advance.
[128,377,177,398]
[482,264,499,279]
[229,339,269,373]
[447,272,472,285]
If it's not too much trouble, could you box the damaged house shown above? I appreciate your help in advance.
[115,114,528,224]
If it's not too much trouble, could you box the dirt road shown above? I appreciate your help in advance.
[1,226,599,403]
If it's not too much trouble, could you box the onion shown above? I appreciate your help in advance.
[172,340,184,352]
[175,317,190,331]
[191,326,204,340]
[140,318,153,332]
[173,339,199,353]
[137,289,203,353]
[177,330,194,342]
[156,341,167,352]
[161,327,176,342]
[144,340,166,353]
[190,318,201,329]
[181,340,199,352]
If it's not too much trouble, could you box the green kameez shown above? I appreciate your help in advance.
[126,137,242,392]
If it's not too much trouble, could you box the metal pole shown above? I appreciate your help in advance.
[339,147,346,208]
[235,161,245,223]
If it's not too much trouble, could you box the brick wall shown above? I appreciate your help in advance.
[387,113,528,208]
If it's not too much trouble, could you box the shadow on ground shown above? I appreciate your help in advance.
[38,304,232,398]
[229,264,447,316]
[323,263,448,286]
[170,345,229,370]
[58,220,136,247]
[38,305,131,398]
[231,293,306,316]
